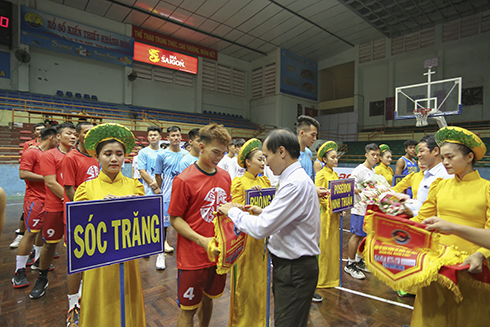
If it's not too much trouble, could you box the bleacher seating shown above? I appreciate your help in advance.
[0,89,259,131]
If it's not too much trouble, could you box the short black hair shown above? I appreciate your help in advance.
[188,128,200,141]
[404,139,418,148]
[76,122,95,134]
[365,143,379,153]
[296,115,320,134]
[263,128,300,159]
[56,122,76,134]
[419,135,438,152]
[34,123,46,130]
[183,141,190,148]
[235,138,246,147]
[40,127,56,140]
[147,126,161,134]
[167,126,181,134]
[95,139,125,156]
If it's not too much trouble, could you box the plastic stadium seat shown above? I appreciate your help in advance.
[75,93,82,99]
[124,159,131,163]
[140,141,149,146]
[203,110,208,114]
[19,150,23,155]
[19,130,31,134]
[136,136,146,140]
[56,90,63,96]
[129,152,137,157]
[91,95,98,101]
[19,136,31,141]
[66,91,73,97]
[84,94,90,100]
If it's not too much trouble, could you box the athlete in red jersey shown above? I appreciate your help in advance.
[169,123,231,327]
[62,122,99,325]
[30,122,76,300]
[12,127,58,289]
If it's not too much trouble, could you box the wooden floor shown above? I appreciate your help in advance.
[0,197,414,326]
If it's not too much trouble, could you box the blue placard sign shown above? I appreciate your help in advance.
[329,178,355,213]
[66,195,164,274]
[392,174,405,186]
[20,6,133,67]
[245,187,276,207]
[0,51,10,79]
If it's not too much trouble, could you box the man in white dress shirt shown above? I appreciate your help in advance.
[219,129,320,327]
[408,135,453,215]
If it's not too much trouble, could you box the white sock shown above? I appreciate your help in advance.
[355,254,362,262]
[348,258,355,265]
[16,255,29,272]
[68,294,79,311]
[34,245,43,261]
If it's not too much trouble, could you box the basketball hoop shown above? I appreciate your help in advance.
[414,108,431,127]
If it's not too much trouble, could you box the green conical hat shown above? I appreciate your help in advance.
[237,138,262,168]
[317,141,338,161]
[84,123,135,158]
[435,126,486,161]
[379,144,390,155]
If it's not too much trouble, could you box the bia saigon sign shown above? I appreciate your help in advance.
[133,41,198,74]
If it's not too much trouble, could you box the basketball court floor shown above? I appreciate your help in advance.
[0,195,414,326]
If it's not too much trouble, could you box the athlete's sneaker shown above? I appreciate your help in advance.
[66,304,80,326]
[12,268,29,288]
[344,262,366,279]
[312,293,323,302]
[156,253,166,270]
[164,241,174,253]
[357,259,370,273]
[26,249,36,266]
[29,276,49,299]
[53,252,60,259]
[31,260,55,271]
[15,228,21,234]
[10,234,23,248]
[397,290,415,298]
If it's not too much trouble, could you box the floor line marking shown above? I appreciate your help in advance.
[6,203,22,206]
[335,286,414,310]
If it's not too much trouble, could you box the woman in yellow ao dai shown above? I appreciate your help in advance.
[75,124,146,327]
[409,126,490,327]
[375,144,394,185]
[229,138,271,327]
[315,141,341,288]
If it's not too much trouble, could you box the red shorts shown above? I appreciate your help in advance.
[178,266,226,310]
[43,211,64,243]
[23,201,44,233]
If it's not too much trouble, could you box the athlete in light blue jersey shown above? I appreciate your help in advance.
[177,128,200,174]
[296,115,326,303]
[396,139,419,198]
[154,126,187,270]
[137,126,164,195]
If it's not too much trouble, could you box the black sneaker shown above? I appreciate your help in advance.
[312,292,323,302]
[344,262,366,279]
[12,268,29,288]
[357,259,370,273]
[66,304,80,326]
[29,276,49,299]
[31,260,55,271]
[26,250,35,266]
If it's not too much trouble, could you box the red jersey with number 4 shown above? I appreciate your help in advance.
[19,147,45,203]
[168,163,231,270]
[40,147,67,212]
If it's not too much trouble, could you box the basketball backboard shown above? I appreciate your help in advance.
[395,68,462,123]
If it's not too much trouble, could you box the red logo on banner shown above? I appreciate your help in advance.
[133,42,198,75]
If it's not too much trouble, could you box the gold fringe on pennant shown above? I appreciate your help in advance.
[436,274,464,303]
[458,270,490,293]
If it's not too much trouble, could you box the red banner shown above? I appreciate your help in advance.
[133,42,198,74]
[132,26,217,61]
[213,212,247,275]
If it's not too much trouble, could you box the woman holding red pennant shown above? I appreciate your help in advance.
[410,126,490,327]
[229,138,271,327]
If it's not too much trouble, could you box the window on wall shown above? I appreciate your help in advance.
[202,59,246,97]
[133,62,194,87]
[462,86,483,106]
[251,63,276,99]
[369,100,385,116]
